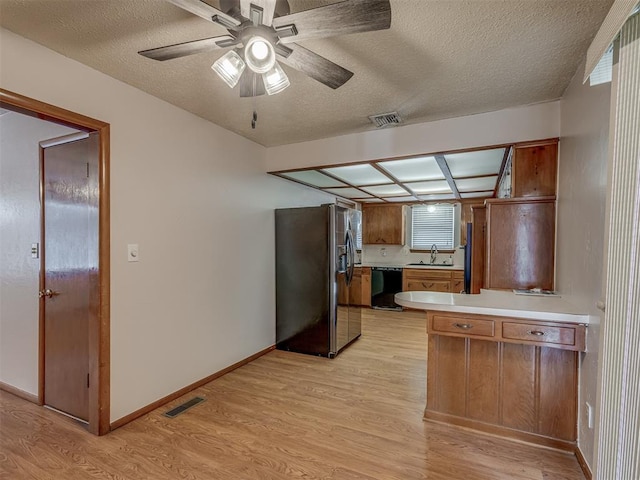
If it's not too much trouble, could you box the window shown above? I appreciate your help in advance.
[589,45,613,86]
[410,204,455,250]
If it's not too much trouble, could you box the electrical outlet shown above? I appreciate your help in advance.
[586,402,594,429]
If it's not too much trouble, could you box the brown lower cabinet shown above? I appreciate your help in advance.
[403,268,464,293]
[425,310,585,451]
[349,267,371,307]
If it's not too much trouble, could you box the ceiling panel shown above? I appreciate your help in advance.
[323,164,390,186]
[405,180,452,194]
[446,148,506,178]
[323,187,372,198]
[377,156,444,182]
[280,170,346,188]
[361,184,409,196]
[455,175,499,192]
[418,193,456,201]
[383,196,417,203]
[460,191,495,198]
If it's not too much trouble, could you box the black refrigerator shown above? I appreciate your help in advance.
[275,204,361,357]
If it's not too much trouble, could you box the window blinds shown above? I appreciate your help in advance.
[411,204,455,250]
[584,0,638,83]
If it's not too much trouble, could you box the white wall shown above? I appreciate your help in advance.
[266,101,561,171]
[556,60,610,469]
[0,28,335,421]
[0,112,79,395]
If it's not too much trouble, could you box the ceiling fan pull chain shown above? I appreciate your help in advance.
[251,77,258,129]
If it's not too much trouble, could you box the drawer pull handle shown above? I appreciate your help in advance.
[453,323,473,330]
[528,330,545,336]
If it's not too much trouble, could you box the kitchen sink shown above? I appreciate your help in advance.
[407,262,454,267]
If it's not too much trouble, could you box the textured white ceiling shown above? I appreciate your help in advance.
[0,0,612,147]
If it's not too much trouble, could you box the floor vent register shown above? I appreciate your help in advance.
[163,396,205,418]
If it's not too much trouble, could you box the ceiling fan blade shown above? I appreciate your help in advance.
[139,35,236,61]
[239,71,266,97]
[278,43,353,89]
[166,0,241,28]
[240,0,277,27]
[273,0,391,44]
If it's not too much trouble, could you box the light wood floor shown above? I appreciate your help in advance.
[1,309,585,479]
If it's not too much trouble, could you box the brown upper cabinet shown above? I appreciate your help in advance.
[362,204,405,245]
[484,197,555,291]
[498,139,558,198]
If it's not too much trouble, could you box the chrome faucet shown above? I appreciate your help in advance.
[430,244,438,264]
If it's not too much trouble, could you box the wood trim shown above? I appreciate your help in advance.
[268,139,560,205]
[109,345,276,431]
[95,123,110,436]
[513,138,560,149]
[0,381,40,404]
[38,146,46,406]
[269,141,554,175]
[575,445,593,480]
[423,410,576,452]
[0,88,111,436]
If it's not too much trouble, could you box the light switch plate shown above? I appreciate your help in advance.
[127,244,139,262]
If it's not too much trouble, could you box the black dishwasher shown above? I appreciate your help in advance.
[371,267,403,311]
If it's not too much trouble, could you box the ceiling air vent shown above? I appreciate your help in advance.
[369,111,402,128]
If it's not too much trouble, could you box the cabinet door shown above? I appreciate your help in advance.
[467,339,500,423]
[361,267,371,307]
[538,348,577,440]
[470,205,486,294]
[451,271,464,294]
[501,343,536,433]
[429,335,466,416]
[485,199,555,290]
[362,204,404,245]
[512,143,558,197]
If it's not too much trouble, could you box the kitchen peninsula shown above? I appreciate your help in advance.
[395,290,589,451]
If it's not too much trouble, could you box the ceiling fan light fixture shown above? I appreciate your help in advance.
[263,63,290,95]
[244,36,276,74]
[212,50,246,88]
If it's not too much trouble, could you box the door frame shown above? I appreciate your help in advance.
[0,88,110,435]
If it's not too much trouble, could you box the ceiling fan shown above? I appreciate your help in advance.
[139,0,392,97]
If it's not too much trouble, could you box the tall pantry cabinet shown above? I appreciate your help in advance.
[480,139,558,291]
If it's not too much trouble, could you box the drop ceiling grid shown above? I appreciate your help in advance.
[272,144,511,203]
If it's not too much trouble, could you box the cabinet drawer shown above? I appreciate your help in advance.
[502,322,576,347]
[451,279,464,294]
[404,269,452,279]
[431,315,495,337]
[452,270,464,280]
[406,280,451,292]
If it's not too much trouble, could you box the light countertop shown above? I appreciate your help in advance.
[395,289,590,324]
[358,262,463,270]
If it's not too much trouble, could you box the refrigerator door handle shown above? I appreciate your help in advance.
[346,229,355,286]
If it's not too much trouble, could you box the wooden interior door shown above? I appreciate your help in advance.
[41,132,99,422]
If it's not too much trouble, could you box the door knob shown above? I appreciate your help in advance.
[39,289,59,298]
